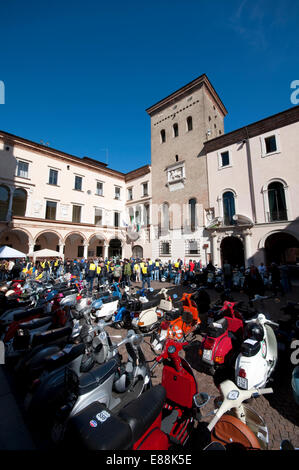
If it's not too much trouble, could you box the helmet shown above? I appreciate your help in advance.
[246,323,264,342]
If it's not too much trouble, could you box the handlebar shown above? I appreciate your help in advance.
[207,380,273,431]
[112,329,144,351]
[245,313,279,328]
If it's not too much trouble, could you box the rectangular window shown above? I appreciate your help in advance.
[186,240,199,255]
[114,211,120,227]
[72,205,81,223]
[94,208,102,225]
[45,201,57,220]
[142,182,148,197]
[220,151,230,167]
[16,161,29,178]
[128,188,133,200]
[74,175,82,191]
[49,169,58,185]
[115,187,121,200]
[160,241,171,256]
[265,135,277,154]
[96,181,103,196]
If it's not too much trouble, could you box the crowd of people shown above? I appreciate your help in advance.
[0,255,294,299]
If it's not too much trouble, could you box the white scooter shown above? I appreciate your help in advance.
[90,297,120,322]
[205,379,273,449]
[235,311,279,390]
[132,288,179,332]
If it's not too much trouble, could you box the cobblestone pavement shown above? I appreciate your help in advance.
[2,280,299,450]
[111,280,299,450]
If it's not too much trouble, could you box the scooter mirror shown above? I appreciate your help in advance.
[193,392,210,408]
[149,288,154,292]
[191,284,197,289]
[173,294,178,299]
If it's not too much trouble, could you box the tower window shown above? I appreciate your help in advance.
[186,116,193,131]
[173,123,179,138]
[160,129,166,143]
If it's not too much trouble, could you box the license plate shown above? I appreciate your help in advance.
[203,349,212,361]
[237,376,248,389]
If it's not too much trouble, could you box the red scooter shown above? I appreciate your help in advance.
[63,338,208,450]
[199,301,244,374]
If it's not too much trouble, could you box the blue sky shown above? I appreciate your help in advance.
[0,0,298,172]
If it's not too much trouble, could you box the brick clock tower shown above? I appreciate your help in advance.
[146,74,227,262]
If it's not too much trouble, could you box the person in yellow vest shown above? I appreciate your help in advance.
[154,259,162,282]
[96,263,102,288]
[86,259,97,293]
[141,260,151,289]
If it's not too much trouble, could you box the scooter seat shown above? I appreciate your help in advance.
[31,325,72,348]
[18,316,52,331]
[45,343,85,371]
[207,317,228,338]
[78,358,119,395]
[59,288,77,297]
[101,295,117,304]
[165,306,184,321]
[139,298,160,311]
[118,385,166,443]
[13,306,44,322]
[65,401,132,450]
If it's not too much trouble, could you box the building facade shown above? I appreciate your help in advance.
[1,74,299,268]
[204,105,299,268]
[0,130,152,260]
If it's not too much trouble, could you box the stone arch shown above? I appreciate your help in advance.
[263,231,299,265]
[87,233,108,258]
[64,231,88,259]
[34,229,63,245]
[258,229,299,251]
[0,227,32,253]
[63,231,87,244]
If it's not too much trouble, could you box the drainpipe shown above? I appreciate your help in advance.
[244,127,257,224]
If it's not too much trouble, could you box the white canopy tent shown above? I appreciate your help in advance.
[27,248,64,260]
[0,246,27,258]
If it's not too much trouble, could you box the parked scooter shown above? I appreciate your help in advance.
[235,312,279,390]
[132,288,180,333]
[207,379,273,449]
[199,301,245,375]
[49,329,151,442]
[149,292,201,354]
[111,287,152,329]
[62,337,206,450]
[20,312,119,389]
